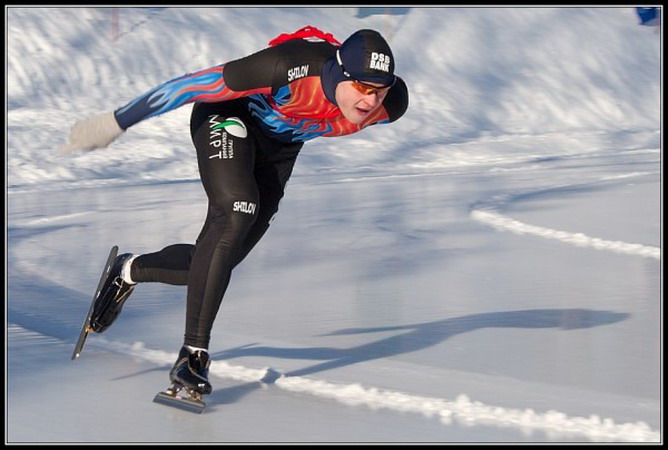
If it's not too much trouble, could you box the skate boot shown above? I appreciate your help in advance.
[153,347,211,413]
[169,346,213,395]
[89,253,136,333]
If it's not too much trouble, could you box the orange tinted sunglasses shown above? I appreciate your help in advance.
[350,80,393,96]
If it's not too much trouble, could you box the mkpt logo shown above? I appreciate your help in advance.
[211,117,247,138]
[208,116,247,160]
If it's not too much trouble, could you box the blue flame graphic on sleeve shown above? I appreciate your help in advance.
[115,66,227,129]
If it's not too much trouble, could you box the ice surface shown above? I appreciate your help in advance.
[6,6,661,444]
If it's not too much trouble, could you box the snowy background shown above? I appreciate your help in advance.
[6,6,662,443]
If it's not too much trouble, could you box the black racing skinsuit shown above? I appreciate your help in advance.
[121,37,409,348]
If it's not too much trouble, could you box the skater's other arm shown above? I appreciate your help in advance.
[116,43,289,130]
[114,64,274,130]
[61,47,281,153]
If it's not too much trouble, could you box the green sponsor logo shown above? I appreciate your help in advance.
[212,117,247,138]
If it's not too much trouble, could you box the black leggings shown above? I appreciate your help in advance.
[131,101,302,348]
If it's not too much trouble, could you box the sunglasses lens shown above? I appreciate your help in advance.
[352,81,383,96]
[351,82,370,95]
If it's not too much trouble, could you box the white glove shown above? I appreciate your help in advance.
[59,111,124,153]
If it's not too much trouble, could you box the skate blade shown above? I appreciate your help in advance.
[153,390,206,414]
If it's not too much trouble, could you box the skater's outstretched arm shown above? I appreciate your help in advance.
[113,63,273,130]
[60,46,282,153]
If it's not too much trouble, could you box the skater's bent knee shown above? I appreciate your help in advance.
[208,199,259,234]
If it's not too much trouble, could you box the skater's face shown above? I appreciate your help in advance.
[335,80,391,124]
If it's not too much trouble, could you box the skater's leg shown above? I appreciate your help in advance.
[88,243,193,333]
[233,154,299,266]
[184,102,259,349]
[123,159,298,286]
[130,243,194,285]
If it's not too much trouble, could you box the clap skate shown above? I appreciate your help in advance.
[88,252,136,333]
[72,246,137,360]
[153,347,212,413]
